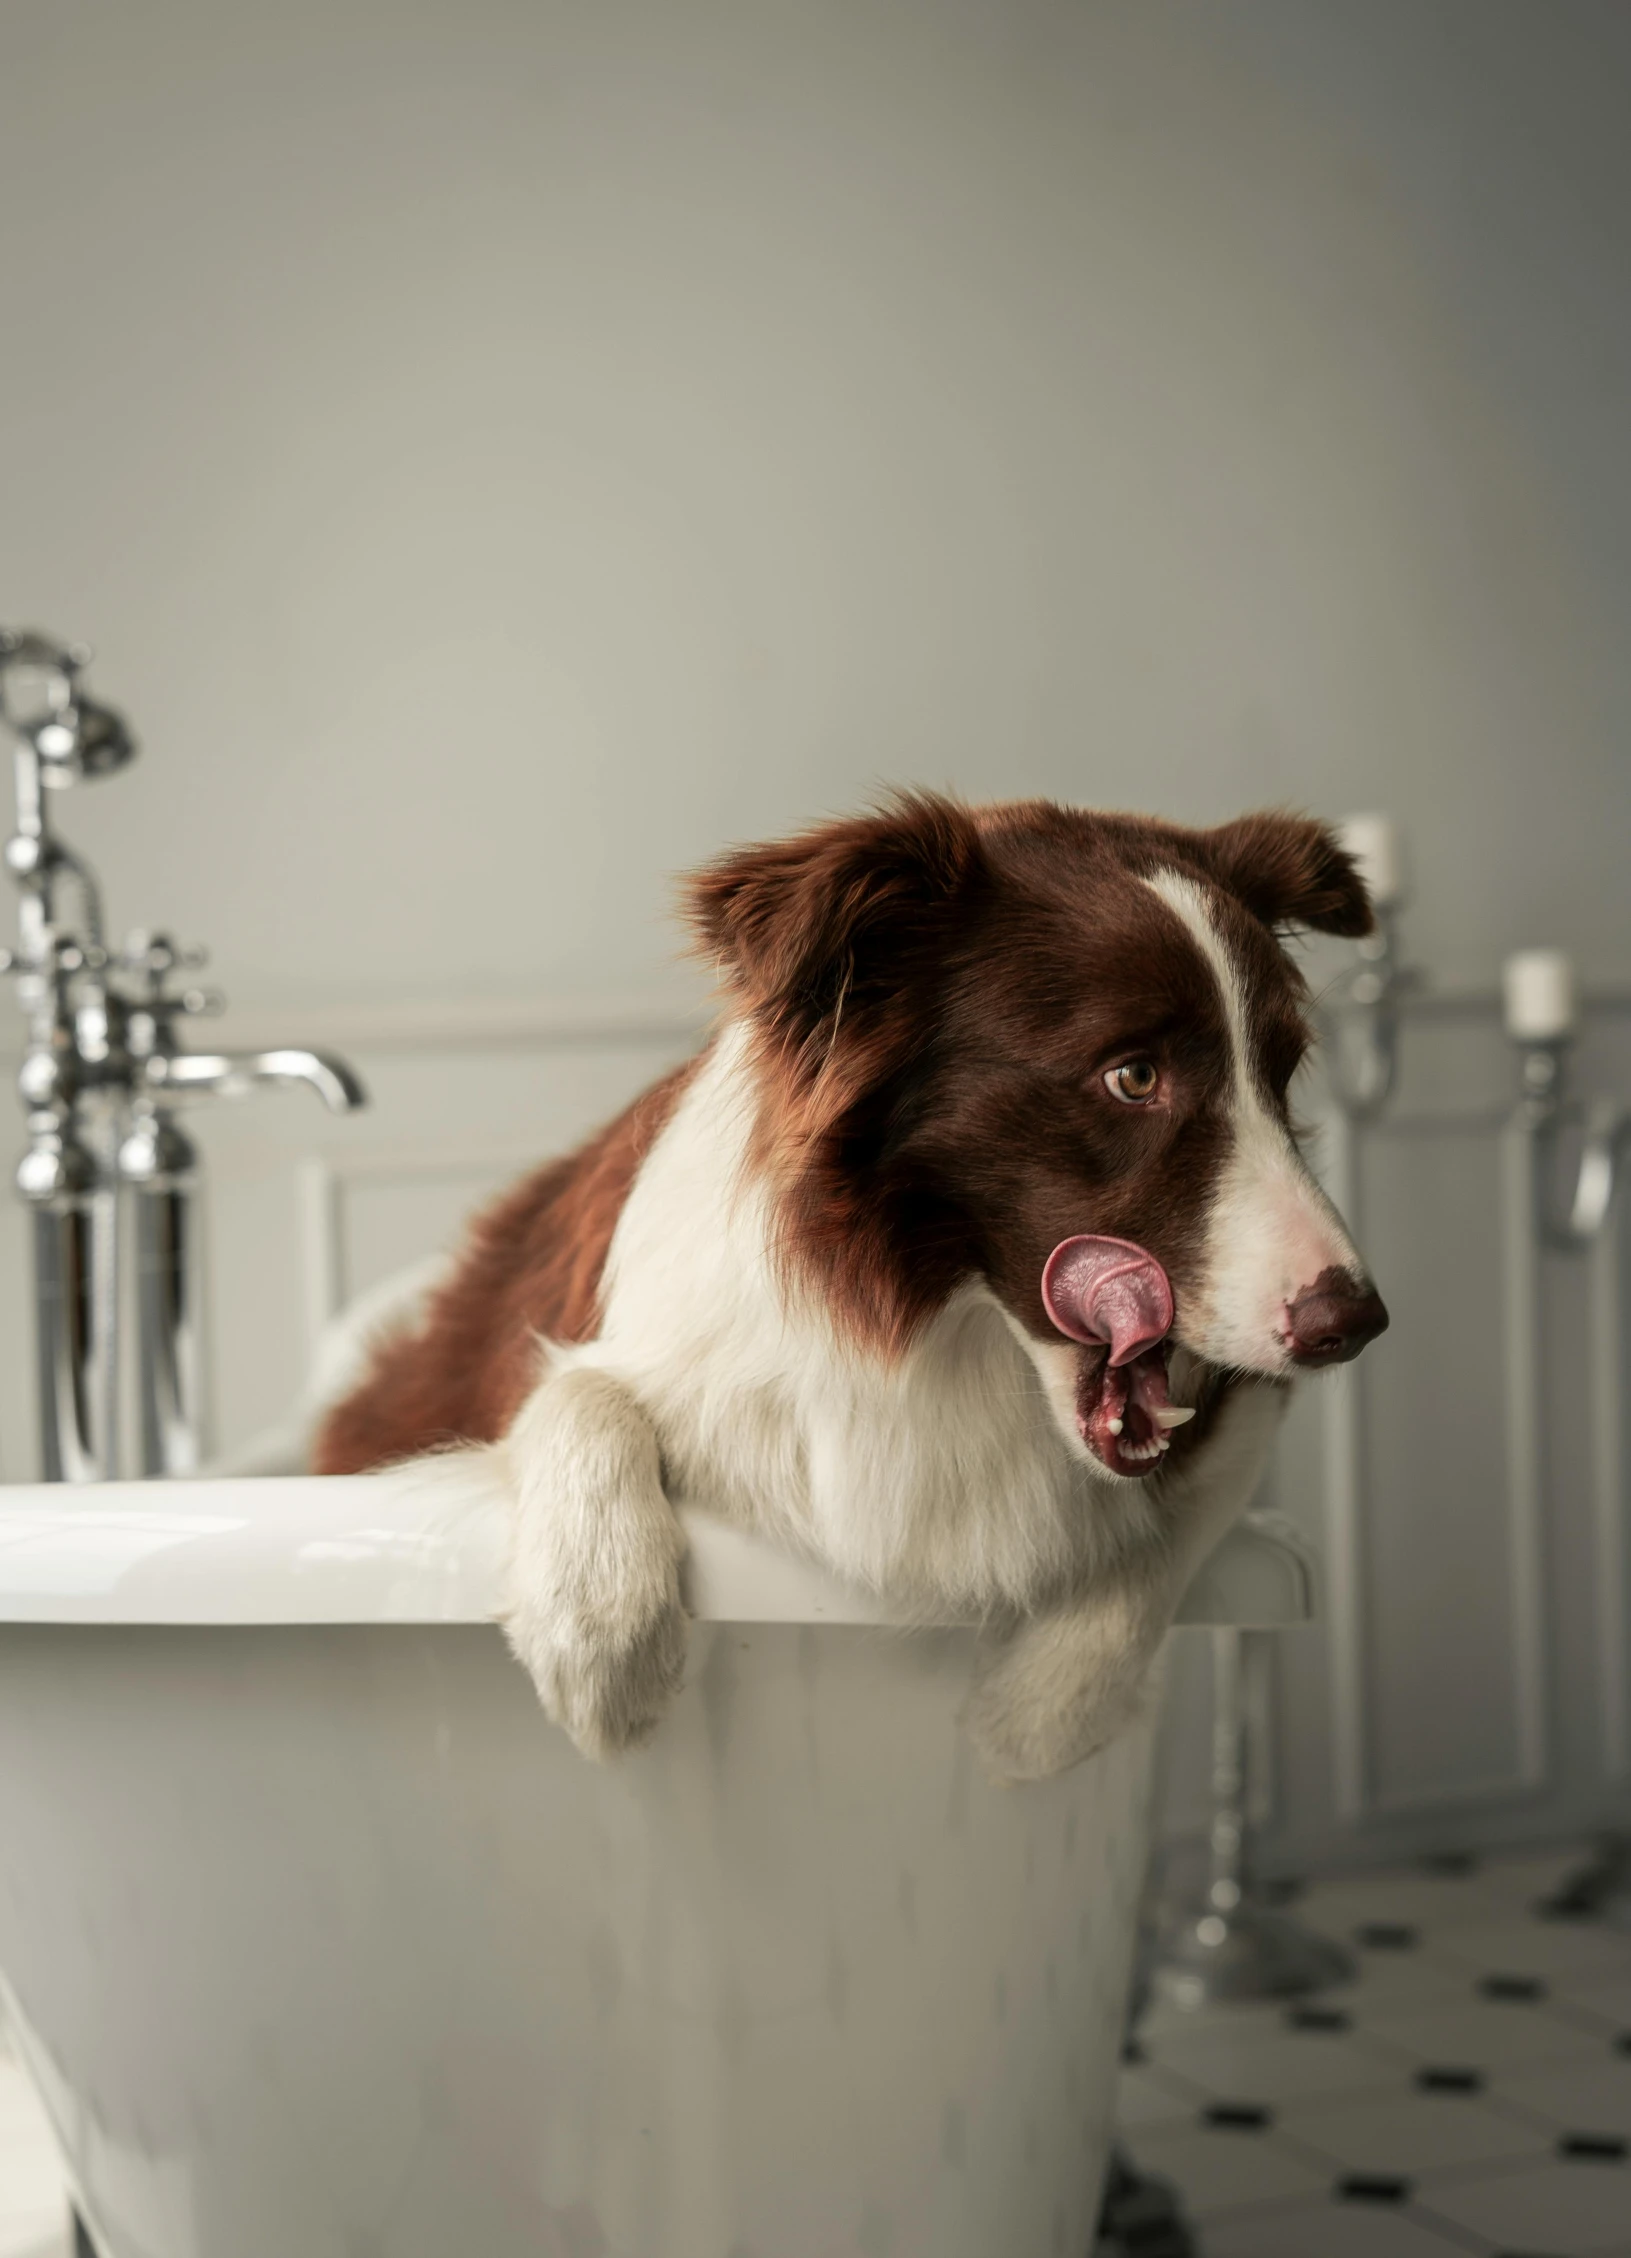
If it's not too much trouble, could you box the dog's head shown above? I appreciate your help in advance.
[686,792,1387,1477]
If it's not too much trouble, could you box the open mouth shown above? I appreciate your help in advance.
[1042,1233,1194,1479]
[1072,1340,1190,1476]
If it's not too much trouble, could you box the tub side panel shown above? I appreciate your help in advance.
[0,1622,1155,2258]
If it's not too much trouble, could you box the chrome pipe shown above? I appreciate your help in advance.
[1205,1626,1249,1917]
[0,627,367,1483]
[1498,1105,1552,1792]
[119,1106,206,1477]
[1147,1626,1355,2007]
[1589,1210,1628,1781]
[2,632,127,1481]
[1316,838,1415,1817]
[1317,1104,1369,1822]
[1503,985,1631,1921]
[1500,1016,1630,1799]
[118,1045,365,1474]
[30,1193,116,1483]
[151,1047,366,1114]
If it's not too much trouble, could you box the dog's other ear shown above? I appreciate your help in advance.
[684,791,983,1029]
[1197,811,1374,937]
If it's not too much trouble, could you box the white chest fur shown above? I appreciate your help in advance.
[555,1025,1154,1614]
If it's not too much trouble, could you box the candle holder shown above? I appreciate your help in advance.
[1320,816,1418,1120]
[1503,948,1628,1247]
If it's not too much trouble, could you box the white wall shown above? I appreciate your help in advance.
[2,0,1629,1873]
[1,0,1627,1021]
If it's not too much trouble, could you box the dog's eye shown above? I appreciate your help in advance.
[1104,1059,1160,1104]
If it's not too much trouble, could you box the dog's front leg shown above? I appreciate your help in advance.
[966,1379,1287,1782]
[965,1571,1172,1783]
[501,1363,687,1760]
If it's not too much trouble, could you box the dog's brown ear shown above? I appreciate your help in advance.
[684,791,984,1030]
[1197,811,1374,937]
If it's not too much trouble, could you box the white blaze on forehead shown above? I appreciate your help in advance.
[1143,869,1365,1372]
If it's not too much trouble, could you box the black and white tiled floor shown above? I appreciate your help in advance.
[1118,1844,1631,2256]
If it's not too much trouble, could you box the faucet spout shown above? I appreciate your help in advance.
[149,1047,368,1114]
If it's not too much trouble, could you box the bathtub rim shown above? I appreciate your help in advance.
[0,1466,1313,1630]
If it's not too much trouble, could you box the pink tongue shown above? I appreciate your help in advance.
[1041,1235,1174,1366]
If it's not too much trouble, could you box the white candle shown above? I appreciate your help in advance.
[1503,947,1577,1042]
[1337,813,1405,911]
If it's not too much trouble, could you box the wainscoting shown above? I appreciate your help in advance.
[0,990,1624,1875]
[1163,994,1631,1872]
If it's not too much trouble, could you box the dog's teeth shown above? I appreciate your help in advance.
[1153,1405,1195,1430]
[1106,1417,1123,1435]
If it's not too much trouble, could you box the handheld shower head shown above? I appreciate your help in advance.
[0,629,137,783]
[31,695,137,782]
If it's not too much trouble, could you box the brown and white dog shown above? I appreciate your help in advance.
[315,795,1387,1779]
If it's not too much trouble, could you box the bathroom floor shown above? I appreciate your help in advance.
[1117,1842,1631,2257]
[2,1845,1628,2258]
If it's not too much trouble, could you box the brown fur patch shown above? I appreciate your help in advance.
[1196,809,1373,939]
[312,1059,700,1474]
[686,792,989,1355]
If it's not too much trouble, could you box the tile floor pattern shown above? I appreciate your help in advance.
[0,1845,1628,2256]
[1119,1844,1631,2257]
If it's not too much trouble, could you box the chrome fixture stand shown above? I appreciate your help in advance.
[1148,1628,1354,2008]
[1506,963,1631,1927]
[0,627,366,1480]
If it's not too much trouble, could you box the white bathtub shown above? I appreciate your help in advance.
[0,1471,1309,2258]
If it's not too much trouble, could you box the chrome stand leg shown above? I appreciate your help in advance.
[1092,2144,1197,2257]
[1539,1831,1631,1927]
[1148,1628,1355,2007]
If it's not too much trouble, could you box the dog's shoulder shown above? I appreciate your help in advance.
[311,1056,702,1472]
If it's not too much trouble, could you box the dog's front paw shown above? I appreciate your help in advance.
[501,1363,689,1758]
[502,1573,688,1761]
[964,1607,1155,1783]
[965,1671,1146,1784]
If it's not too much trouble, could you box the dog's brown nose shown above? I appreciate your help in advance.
[1284,1269,1389,1368]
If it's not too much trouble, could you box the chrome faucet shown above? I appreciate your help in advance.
[0,627,367,1481]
